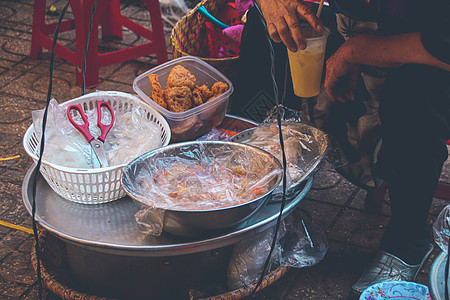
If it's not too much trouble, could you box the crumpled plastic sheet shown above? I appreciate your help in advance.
[31,95,164,169]
[227,210,328,290]
[433,203,450,253]
[159,0,190,28]
[125,142,282,236]
[227,229,282,291]
[240,105,345,201]
[262,105,347,169]
[196,127,231,141]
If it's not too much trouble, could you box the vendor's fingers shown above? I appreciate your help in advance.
[267,23,282,43]
[324,79,340,102]
[296,3,323,32]
[349,69,359,91]
[284,13,304,51]
[274,19,298,52]
[328,83,353,102]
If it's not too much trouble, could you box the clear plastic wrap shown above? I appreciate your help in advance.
[31,94,164,169]
[227,228,283,290]
[32,99,96,168]
[433,203,450,253]
[262,105,347,169]
[159,0,190,28]
[247,123,318,187]
[126,142,281,210]
[226,210,328,290]
[280,212,328,268]
[122,142,283,236]
[196,128,232,141]
[231,105,347,201]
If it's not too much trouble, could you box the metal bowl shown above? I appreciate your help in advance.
[121,141,283,237]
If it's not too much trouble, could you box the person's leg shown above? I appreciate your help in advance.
[375,65,450,264]
[313,13,381,188]
[352,65,450,296]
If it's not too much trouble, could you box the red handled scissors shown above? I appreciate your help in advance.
[67,101,115,168]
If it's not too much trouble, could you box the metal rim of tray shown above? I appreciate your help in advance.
[22,164,313,257]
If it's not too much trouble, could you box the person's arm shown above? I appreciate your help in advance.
[254,0,323,52]
[324,32,450,102]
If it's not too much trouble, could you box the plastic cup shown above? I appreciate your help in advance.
[287,23,330,98]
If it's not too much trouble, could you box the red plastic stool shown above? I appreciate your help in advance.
[30,0,168,88]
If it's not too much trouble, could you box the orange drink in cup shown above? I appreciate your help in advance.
[287,23,330,98]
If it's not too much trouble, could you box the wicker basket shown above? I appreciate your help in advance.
[31,230,289,300]
[23,91,171,205]
[171,0,240,84]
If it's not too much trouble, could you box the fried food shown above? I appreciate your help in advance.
[206,82,228,102]
[148,74,167,109]
[211,82,228,96]
[167,65,196,90]
[196,84,214,102]
[147,65,228,113]
[192,87,204,107]
[163,86,193,112]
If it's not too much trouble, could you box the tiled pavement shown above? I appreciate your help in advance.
[1,0,449,299]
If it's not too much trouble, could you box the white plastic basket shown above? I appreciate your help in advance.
[23,91,171,204]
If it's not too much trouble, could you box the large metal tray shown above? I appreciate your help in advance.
[22,115,313,257]
[22,166,312,257]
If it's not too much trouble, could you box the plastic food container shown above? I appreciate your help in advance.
[133,56,233,142]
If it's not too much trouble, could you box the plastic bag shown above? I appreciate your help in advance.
[196,128,231,141]
[226,210,327,290]
[31,94,164,169]
[227,227,283,290]
[262,105,347,169]
[433,203,450,253]
[280,211,328,268]
[240,105,329,201]
[32,99,96,168]
[106,107,164,166]
[159,0,190,28]
[237,105,348,201]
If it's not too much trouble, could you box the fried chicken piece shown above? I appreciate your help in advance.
[167,65,196,90]
[148,74,167,109]
[163,86,193,112]
[196,84,213,102]
[191,87,204,107]
[206,82,228,102]
[211,82,228,96]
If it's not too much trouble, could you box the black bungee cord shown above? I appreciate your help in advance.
[30,0,97,298]
[250,0,289,296]
[31,2,72,297]
[82,0,98,96]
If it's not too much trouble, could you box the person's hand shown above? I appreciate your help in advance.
[255,0,323,52]
[324,41,360,102]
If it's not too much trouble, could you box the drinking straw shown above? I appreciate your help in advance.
[316,0,325,18]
